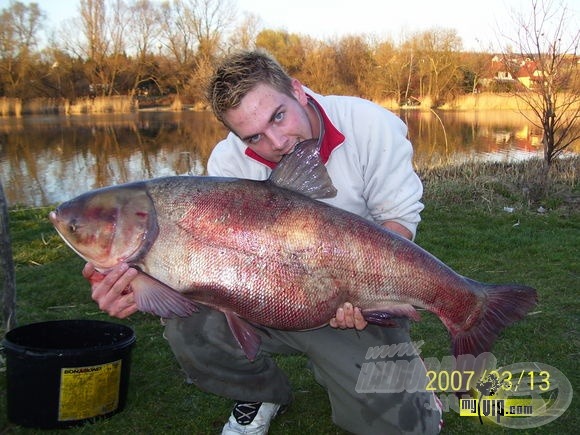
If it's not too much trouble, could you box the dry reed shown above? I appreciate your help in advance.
[419,155,578,212]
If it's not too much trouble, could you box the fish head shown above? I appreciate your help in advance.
[49,184,158,271]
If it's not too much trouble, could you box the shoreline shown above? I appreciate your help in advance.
[2,92,579,117]
[6,155,578,212]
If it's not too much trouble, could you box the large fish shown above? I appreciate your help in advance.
[49,139,537,361]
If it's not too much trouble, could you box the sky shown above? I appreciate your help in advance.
[7,0,561,51]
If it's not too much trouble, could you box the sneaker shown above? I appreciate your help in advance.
[221,401,281,434]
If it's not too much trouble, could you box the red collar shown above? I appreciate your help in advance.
[244,94,345,169]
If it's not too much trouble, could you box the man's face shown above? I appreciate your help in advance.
[222,79,315,162]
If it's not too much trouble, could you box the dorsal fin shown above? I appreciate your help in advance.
[267,138,337,199]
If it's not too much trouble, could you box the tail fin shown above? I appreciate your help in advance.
[452,280,538,357]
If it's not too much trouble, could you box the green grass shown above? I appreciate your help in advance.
[1,157,578,434]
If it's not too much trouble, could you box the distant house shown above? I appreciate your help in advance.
[490,55,516,83]
[488,55,543,89]
[488,54,579,91]
[515,59,544,90]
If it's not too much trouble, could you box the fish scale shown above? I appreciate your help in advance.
[49,139,538,361]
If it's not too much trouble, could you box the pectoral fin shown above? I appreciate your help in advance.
[224,311,262,361]
[130,268,199,318]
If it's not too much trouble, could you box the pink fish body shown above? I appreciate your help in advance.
[49,140,537,360]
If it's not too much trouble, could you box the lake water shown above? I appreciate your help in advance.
[0,109,576,208]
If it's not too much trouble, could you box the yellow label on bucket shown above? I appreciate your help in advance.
[58,360,122,421]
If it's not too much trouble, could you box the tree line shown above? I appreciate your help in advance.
[1,0,578,172]
[0,0,555,106]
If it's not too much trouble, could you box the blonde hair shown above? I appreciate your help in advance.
[207,50,294,125]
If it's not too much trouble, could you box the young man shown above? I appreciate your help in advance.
[83,50,442,434]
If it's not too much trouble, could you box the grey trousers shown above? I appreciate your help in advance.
[164,306,442,435]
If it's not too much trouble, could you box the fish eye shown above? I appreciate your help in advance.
[68,220,77,233]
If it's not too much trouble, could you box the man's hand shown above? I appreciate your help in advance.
[82,262,139,319]
[382,221,413,240]
[329,302,367,330]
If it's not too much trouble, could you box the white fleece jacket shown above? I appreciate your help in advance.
[207,88,424,238]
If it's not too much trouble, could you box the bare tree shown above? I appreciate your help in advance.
[408,28,463,106]
[459,52,492,94]
[255,29,305,76]
[333,35,375,97]
[79,0,108,93]
[192,0,235,59]
[0,1,45,98]
[61,0,133,97]
[227,12,262,50]
[300,38,340,94]
[105,0,133,94]
[127,0,163,96]
[189,0,236,101]
[159,0,235,102]
[499,0,579,173]
[367,38,401,103]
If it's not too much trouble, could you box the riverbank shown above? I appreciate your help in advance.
[376,92,580,112]
[419,155,579,213]
[2,92,579,116]
[1,156,578,433]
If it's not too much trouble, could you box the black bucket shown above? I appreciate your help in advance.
[2,319,136,429]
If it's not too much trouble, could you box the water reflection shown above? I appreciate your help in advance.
[1,112,227,207]
[400,110,557,167]
[0,110,577,207]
